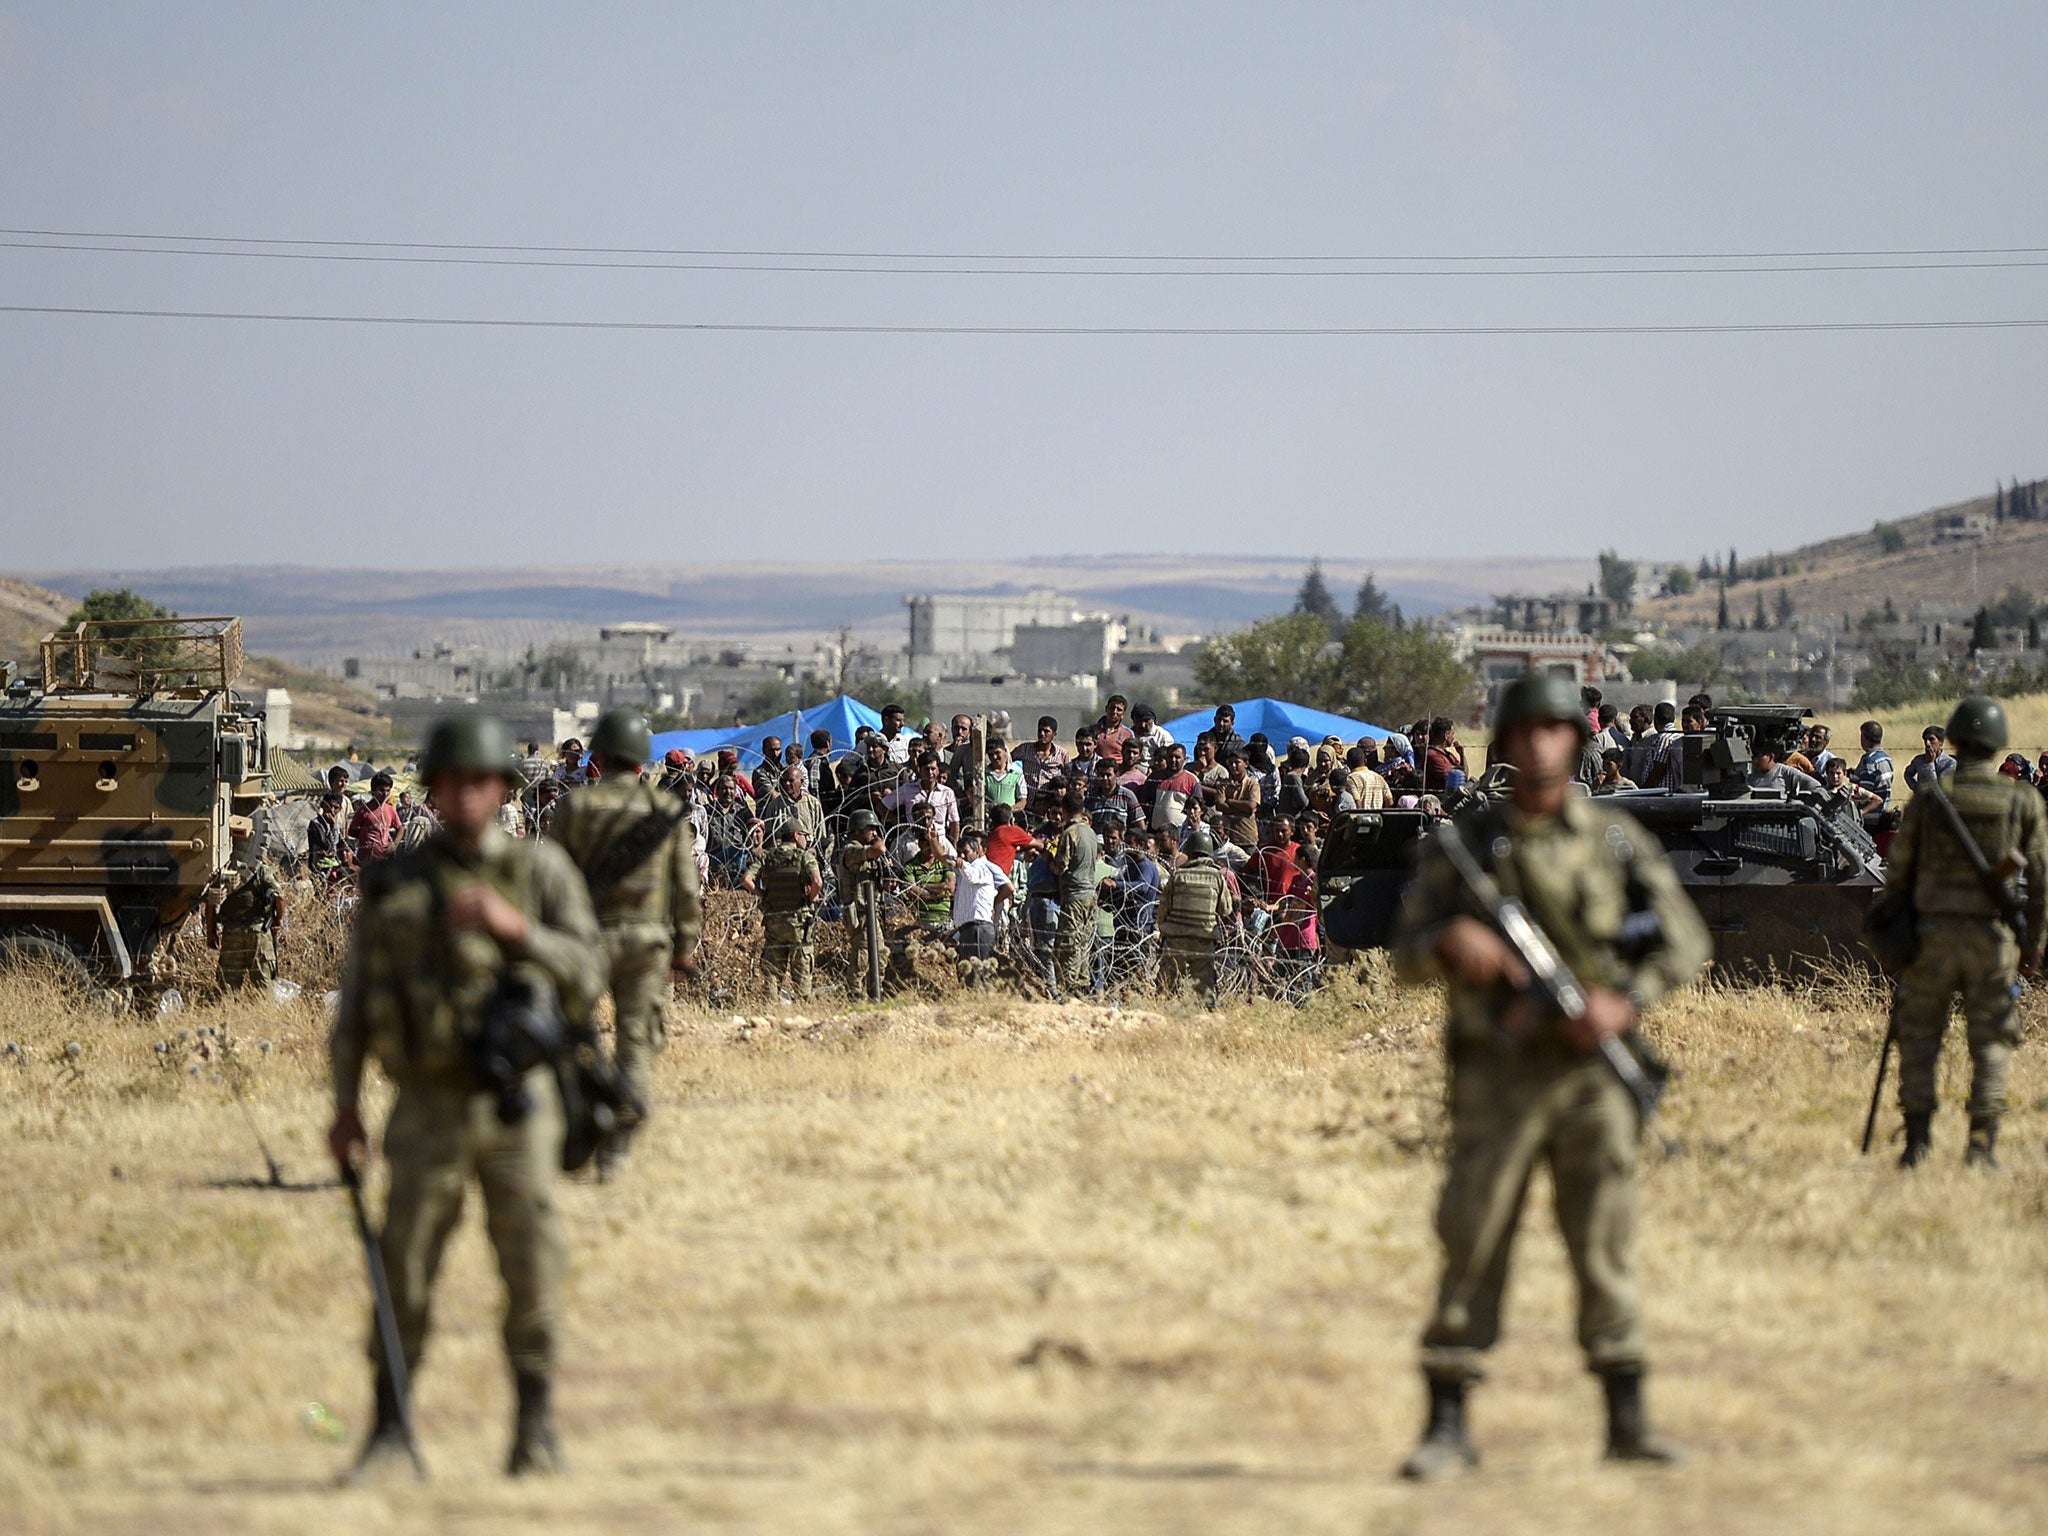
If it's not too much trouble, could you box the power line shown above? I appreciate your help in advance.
[4,237,2045,278]
[5,303,2046,336]
[4,225,2048,264]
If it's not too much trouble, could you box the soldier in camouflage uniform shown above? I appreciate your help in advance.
[209,819,284,989]
[1391,672,1711,1479]
[744,819,824,998]
[1882,695,2047,1170]
[548,709,702,1175]
[836,810,889,995]
[1156,828,1233,1003]
[327,712,606,1480]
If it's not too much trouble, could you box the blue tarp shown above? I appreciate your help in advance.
[649,695,883,768]
[1159,697,1389,751]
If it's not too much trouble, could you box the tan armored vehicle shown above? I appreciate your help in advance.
[0,616,270,990]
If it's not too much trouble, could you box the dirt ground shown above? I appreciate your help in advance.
[4,964,2048,1536]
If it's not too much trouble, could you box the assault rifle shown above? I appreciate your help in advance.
[1434,821,1669,1123]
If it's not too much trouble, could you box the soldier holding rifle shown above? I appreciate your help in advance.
[1391,672,1710,1479]
[327,713,605,1481]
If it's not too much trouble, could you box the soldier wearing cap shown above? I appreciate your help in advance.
[1881,694,2048,1170]
[1390,671,1710,1479]
[208,817,285,989]
[744,819,824,999]
[327,711,606,1480]
[548,708,702,1174]
[1156,828,1233,1002]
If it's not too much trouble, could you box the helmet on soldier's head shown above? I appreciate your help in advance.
[1492,672,1591,742]
[589,709,653,766]
[1184,828,1216,857]
[420,713,518,782]
[848,809,881,836]
[1946,695,2009,757]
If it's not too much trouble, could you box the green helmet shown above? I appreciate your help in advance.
[589,708,652,766]
[1492,671,1591,742]
[420,712,518,781]
[848,809,881,836]
[1946,695,2009,756]
[1184,828,1216,857]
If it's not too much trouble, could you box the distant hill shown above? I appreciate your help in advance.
[0,574,73,670]
[1639,486,2045,630]
[26,554,1596,664]
[0,570,385,747]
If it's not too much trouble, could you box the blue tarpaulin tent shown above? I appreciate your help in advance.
[1160,697,1389,751]
[649,695,883,768]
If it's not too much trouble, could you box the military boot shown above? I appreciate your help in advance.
[1899,1111,1932,1170]
[507,1371,565,1476]
[338,1370,422,1486]
[1965,1114,2001,1170]
[1601,1368,1681,1464]
[1399,1374,1478,1481]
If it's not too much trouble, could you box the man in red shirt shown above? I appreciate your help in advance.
[1148,743,1203,838]
[1250,815,1300,904]
[1423,718,1467,794]
[1094,694,1136,763]
[984,803,1037,876]
[348,771,404,862]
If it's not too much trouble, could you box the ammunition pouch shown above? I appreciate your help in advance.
[466,969,568,1126]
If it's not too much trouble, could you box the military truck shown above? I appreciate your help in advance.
[1317,704,1884,978]
[0,616,270,991]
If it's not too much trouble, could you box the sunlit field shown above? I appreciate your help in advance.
[6,952,2048,1536]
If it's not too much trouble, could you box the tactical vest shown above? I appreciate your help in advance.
[758,846,817,914]
[556,779,684,931]
[217,866,276,930]
[356,837,540,1079]
[1159,860,1225,936]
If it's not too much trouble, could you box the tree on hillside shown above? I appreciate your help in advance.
[1971,606,1996,655]
[1773,586,1796,628]
[1628,642,1727,688]
[1194,611,1334,705]
[1325,615,1476,724]
[1597,550,1638,607]
[1662,564,1696,596]
[1353,570,1392,622]
[1293,560,1343,636]
[66,588,176,629]
[1752,591,1769,630]
[1727,547,1739,584]
[1695,555,1713,583]
[1873,520,1905,554]
[1716,585,1731,631]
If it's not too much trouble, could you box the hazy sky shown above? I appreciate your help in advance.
[3,3,2044,571]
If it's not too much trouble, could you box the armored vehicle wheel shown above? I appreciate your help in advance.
[0,927,94,986]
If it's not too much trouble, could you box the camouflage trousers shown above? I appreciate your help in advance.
[1892,915,2023,1118]
[1421,1046,1644,1382]
[1055,897,1098,996]
[603,925,673,1117]
[217,928,276,989]
[843,903,883,996]
[372,1068,567,1379]
[762,909,818,999]
[1157,932,1217,1001]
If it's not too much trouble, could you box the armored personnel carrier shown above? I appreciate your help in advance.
[1317,704,1883,977]
[0,616,270,989]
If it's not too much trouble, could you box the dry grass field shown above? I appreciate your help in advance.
[6,960,2048,1536]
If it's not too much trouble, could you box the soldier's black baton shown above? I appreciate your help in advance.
[342,1164,426,1476]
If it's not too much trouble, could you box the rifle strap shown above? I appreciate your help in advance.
[1921,776,2024,940]
[585,796,689,904]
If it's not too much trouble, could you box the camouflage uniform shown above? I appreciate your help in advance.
[1392,797,1710,1384]
[215,861,282,989]
[756,843,823,998]
[549,774,702,1114]
[329,826,604,1386]
[836,841,884,991]
[1156,856,1233,999]
[1050,820,1100,996]
[1883,760,2048,1125]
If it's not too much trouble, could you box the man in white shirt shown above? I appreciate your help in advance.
[950,827,1014,987]
[879,704,914,765]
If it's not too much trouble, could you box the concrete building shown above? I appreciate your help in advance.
[903,590,1076,681]
[1453,626,1618,713]
[926,675,1100,740]
[1008,616,1121,679]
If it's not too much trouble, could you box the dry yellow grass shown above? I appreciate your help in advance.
[5,964,2048,1535]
